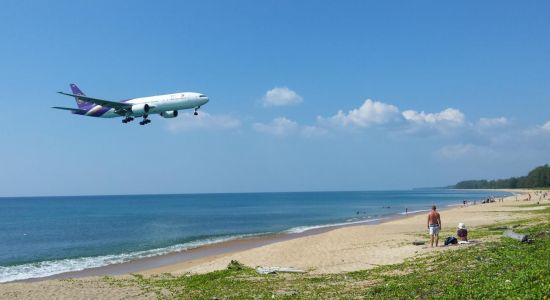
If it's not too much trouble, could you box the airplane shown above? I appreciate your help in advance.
[53,83,209,125]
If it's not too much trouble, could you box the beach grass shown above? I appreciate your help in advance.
[103,207,550,299]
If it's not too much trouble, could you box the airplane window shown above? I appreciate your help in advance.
[199,95,207,97]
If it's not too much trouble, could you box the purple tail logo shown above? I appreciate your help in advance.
[70,83,92,109]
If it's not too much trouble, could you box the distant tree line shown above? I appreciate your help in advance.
[453,164,550,189]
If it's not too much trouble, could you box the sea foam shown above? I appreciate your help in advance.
[1,217,390,282]
[0,233,262,283]
[285,218,385,234]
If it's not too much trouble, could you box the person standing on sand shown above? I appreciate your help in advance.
[427,205,442,247]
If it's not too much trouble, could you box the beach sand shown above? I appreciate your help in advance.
[1,190,546,299]
[143,189,541,275]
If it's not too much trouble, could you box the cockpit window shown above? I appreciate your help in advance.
[199,94,207,98]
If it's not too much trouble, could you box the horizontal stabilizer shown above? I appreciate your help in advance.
[52,106,88,114]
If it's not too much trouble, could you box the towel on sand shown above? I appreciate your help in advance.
[256,267,306,274]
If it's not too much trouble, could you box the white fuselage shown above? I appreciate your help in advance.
[91,92,209,118]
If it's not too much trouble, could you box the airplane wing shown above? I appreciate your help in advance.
[52,106,88,114]
[57,92,132,110]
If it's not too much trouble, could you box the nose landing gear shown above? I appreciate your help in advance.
[194,106,201,116]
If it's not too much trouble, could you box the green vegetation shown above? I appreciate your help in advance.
[104,207,550,299]
[453,164,550,189]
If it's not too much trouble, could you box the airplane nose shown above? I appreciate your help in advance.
[199,94,209,104]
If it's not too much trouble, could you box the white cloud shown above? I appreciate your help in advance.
[317,99,465,134]
[320,99,400,127]
[402,108,464,126]
[262,87,303,107]
[435,144,495,160]
[524,120,550,136]
[476,117,508,128]
[166,112,241,132]
[253,117,299,136]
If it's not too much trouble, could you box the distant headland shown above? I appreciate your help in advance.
[452,164,550,189]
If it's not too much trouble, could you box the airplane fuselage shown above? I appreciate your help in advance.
[82,92,209,118]
[54,84,209,125]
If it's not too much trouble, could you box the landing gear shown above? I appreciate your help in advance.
[122,117,134,124]
[139,115,151,125]
[194,106,201,116]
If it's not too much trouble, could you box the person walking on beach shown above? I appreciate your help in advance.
[427,205,441,247]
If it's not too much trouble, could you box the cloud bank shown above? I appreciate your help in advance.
[319,99,400,127]
[402,108,464,126]
[262,87,303,107]
[317,99,466,131]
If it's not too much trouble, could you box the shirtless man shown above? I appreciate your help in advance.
[427,205,442,247]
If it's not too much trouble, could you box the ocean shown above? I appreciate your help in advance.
[0,189,512,282]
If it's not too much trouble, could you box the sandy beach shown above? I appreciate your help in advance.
[1,190,547,299]
[142,189,540,275]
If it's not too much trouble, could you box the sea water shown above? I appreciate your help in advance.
[0,189,511,282]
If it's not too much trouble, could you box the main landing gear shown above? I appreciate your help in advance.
[139,115,151,125]
[122,117,134,124]
[123,115,151,125]
[194,106,201,116]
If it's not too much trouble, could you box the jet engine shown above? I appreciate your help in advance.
[160,110,178,118]
[131,104,151,115]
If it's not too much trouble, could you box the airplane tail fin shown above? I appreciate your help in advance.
[70,83,92,109]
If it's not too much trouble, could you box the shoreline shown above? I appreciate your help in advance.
[18,216,394,283]
[10,205,444,283]
[2,189,521,283]
[1,189,546,299]
[143,189,538,276]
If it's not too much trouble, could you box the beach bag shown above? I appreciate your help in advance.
[444,236,458,246]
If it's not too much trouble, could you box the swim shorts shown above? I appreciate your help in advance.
[429,224,440,236]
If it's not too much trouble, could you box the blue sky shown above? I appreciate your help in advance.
[1,1,549,196]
